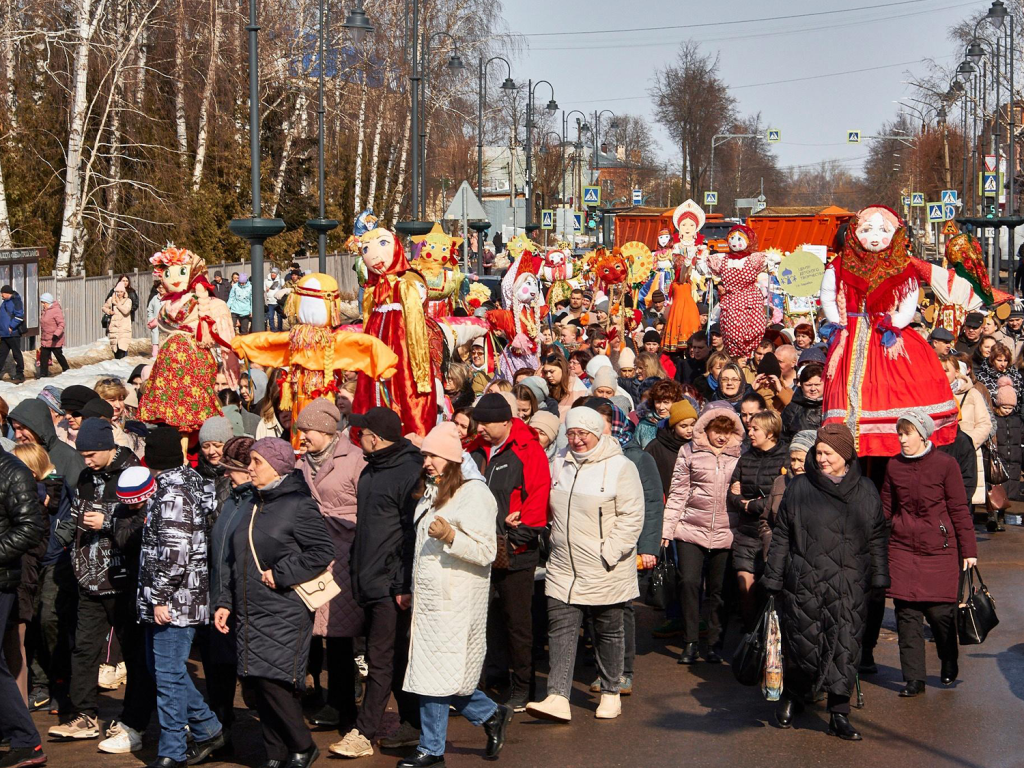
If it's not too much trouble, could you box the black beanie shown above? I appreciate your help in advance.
[62,384,100,414]
[643,329,661,344]
[76,418,115,452]
[757,352,782,378]
[80,398,114,420]
[472,393,513,424]
[145,425,184,470]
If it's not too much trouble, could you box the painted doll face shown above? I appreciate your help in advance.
[361,229,397,274]
[855,211,896,253]
[515,274,540,303]
[658,233,671,248]
[159,264,190,293]
[727,231,749,252]
[677,219,698,241]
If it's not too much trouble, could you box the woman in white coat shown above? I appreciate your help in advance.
[400,422,512,768]
[526,406,644,724]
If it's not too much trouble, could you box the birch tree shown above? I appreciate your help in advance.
[191,0,222,191]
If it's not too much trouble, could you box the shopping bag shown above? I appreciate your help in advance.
[732,595,773,686]
[762,605,784,701]
[643,544,677,611]
[957,566,999,645]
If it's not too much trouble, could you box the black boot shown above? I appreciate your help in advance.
[775,695,804,729]
[283,745,319,768]
[857,650,878,675]
[987,509,1005,532]
[898,680,926,697]
[941,660,959,686]
[397,753,445,768]
[827,713,862,741]
[483,704,512,758]
[677,643,699,665]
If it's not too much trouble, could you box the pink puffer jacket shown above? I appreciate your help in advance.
[661,407,744,550]
[40,301,65,348]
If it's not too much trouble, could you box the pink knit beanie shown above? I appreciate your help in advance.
[421,422,465,463]
[996,376,1018,408]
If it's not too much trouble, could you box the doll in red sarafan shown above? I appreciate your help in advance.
[486,250,548,382]
[707,224,767,359]
[821,205,957,456]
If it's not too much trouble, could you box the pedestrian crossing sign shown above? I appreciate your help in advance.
[980,172,1000,197]
[541,209,553,230]
[927,203,944,223]
[704,191,718,206]
[583,186,601,206]
[911,192,925,207]
[766,129,781,143]
[572,212,583,232]
[847,130,861,144]
[941,189,958,205]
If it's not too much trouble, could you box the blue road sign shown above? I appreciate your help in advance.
[927,203,944,223]
[766,129,781,143]
[943,203,956,220]
[541,209,553,230]
[704,191,718,206]
[982,172,999,196]
[941,189,958,204]
[583,186,600,206]
[572,212,583,232]
[911,192,925,207]
[632,188,643,205]
[901,195,910,208]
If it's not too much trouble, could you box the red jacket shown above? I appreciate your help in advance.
[468,418,551,572]
[881,447,977,603]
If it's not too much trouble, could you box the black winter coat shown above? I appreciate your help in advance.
[938,426,979,503]
[644,427,687,497]
[994,411,1022,492]
[222,471,333,688]
[728,441,789,537]
[0,451,45,591]
[763,456,889,698]
[351,439,422,604]
[9,399,85,489]
[623,441,664,556]
[780,391,822,443]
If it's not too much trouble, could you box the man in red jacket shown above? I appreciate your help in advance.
[468,394,551,713]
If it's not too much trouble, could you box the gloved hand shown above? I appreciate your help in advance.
[428,516,455,545]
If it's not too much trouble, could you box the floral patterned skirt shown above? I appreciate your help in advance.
[139,333,222,432]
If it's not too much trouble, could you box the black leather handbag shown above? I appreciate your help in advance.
[643,544,677,611]
[957,566,999,645]
[732,595,774,686]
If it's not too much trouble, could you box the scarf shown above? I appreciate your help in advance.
[570,443,600,462]
[305,435,339,479]
[837,216,916,313]
[634,404,661,449]
[656,426,687,455]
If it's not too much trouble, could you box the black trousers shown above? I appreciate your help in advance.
[894,599,958,683]
[490,567,535,696]
[38,347,69,377]
[0,336,24,377]
[307,636,357,725]
[196,624,238,730]
[27,559,78,695]
[677,542,730,646]
[68,592,155,732]
[354,598,419,740]
[784,665,851,714]
[0,591,41,748]
[861,591,885,658]
[243,677,313,761]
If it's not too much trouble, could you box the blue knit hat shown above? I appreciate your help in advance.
[76,418,115,452]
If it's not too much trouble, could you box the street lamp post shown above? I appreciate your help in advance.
[229,0,286,332]
[590,109,618,186]
[524,79,557,226]
[417,31,465,220]
[561,110,587,207]
[477,56,514,198]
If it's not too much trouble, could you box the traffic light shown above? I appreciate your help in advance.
[587,211,601,229]
[988,205,996,218]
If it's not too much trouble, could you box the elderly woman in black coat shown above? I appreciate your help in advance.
[763,424,889,742]
[214,437,334,768]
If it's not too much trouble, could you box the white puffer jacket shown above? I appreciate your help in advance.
[404,458,497,697]
[546,435,644,606]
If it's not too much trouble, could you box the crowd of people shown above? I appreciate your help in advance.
[0,245,1010,768]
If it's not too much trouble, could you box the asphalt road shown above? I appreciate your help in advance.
[27,520,1024,768]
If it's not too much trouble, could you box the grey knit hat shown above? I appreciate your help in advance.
[790,430,817,454]
[897,408,935,440]
[199,416,234,445]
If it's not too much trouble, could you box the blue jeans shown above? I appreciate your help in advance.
[145,625,221,761]
[267,304,284,332]
[418,690,497,757]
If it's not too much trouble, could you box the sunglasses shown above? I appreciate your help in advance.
[98,377,124,387]
[542,354,563,365]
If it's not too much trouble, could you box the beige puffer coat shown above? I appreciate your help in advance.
[546,435,644,606]
[102,292,132,352]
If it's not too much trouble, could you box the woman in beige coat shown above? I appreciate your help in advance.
[942,354,993,508]
[102,281,133,358]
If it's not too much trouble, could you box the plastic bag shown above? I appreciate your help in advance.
[762,604,783,701]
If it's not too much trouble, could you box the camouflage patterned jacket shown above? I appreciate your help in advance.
[137,465,216,627]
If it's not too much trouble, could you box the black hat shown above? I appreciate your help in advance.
[61,384,100,414]
[757,352,782,378]
[129,364,146,383]
[709,323,722,336]
[80,398,114,420]
[349,407,403,442]
[472,393,514,424]
[964,312,984,329]
[643,329,661,344]
[929,327,955,343]
[145,425,184,470]
[696,303,709,314]
[76,418,115,452]
[0,285,12,295]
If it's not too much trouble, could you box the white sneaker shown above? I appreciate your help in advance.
[97,664,117,690]
[525,694,572,723]
[328,729,374,758]
[354,654,368,679]
[595,693,621,719]
[98,721,143,754]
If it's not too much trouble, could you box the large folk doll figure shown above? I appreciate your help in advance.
[708,224,767,359]
[638,227,676,308]
[410,222,464,318]
[486,249,546,381]
[821,205,958,456]
[139,245,235,432]
[353,227,439,436]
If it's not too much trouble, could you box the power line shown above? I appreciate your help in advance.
[518,0,934,37]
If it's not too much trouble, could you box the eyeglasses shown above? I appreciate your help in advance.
[719,376,742,384]
[566,429,592,441]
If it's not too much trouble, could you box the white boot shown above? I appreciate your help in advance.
[525,694,571,723]
[595,693,621,719]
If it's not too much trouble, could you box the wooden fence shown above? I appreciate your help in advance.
[38,252,359,349]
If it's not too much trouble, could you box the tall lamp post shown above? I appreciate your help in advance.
[229,0,286,332]
[589,109,618,186]
[418,32,465,220]
[561,110,588,205]
[524,79,558,226]
[477,56,515,197]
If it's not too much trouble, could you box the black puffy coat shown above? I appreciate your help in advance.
[763,455,889,698]
[994,411,1023,498]
[728,441,789,537]
[644,427,686,496]
[0,451,45,591]
[221,471,334,688]
[780,390,822,443]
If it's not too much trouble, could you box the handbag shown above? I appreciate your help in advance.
[248,505,340,612]
[957,565,999,645]
[492,533,510,570]
[101,313,111,331]
[983,439,1009,485]
[987,483,1011,511]
[732,595,774,686]
[643,544,677,611]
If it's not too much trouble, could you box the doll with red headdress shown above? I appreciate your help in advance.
[707,224,767,359]
[486,249,548,382]
[821,205,958,456]
[638,227,677,308]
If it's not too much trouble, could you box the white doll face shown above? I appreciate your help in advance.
[677,219,698,241]
[361,229,397,274]
[657,233,671,248]
[855,211,896,253]
[159,265,190,293]
[515,275,539,303]
[728,231,749,252]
